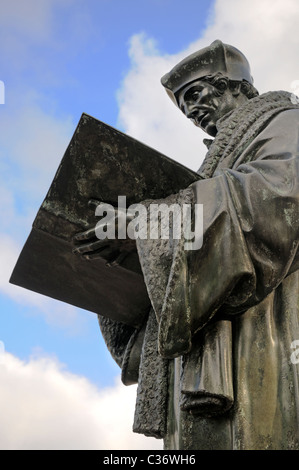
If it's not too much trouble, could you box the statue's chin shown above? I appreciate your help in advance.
[202,122,217,137]
[193,116,217,137]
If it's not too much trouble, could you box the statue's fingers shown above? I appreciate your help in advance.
[88,199,104,209]
[85,247,119,261]
[72,239,109,255]
[94,247,116,259]
[73,226,96,242]
[106,251,130,267]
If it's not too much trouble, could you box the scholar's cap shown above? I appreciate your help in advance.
[161,40,253,106]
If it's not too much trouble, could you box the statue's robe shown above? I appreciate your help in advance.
[99,91,299,450]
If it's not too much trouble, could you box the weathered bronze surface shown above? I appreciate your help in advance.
[9,114,198,328]
[10,40,299,450]
[98,41,299,449]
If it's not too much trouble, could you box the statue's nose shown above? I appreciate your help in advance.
[185,103,199,119]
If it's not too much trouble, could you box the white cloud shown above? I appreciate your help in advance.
[199,0,299,93]
[117,34,207,172]
[0,351,162,450]
[117,0,299,172]
[2,0,299,451]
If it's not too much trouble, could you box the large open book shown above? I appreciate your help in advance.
[10,113,199,328]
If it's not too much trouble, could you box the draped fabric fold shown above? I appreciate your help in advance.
[132,308,169,438]
[180,320,234,417]
[137,92,299,361]
[100,91,299,446]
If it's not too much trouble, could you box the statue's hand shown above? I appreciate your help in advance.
[72,199,136,267]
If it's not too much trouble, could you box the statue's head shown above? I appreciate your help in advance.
[161,40,259,136]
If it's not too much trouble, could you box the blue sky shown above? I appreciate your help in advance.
[1,0,299,451]
[0,0,213,387]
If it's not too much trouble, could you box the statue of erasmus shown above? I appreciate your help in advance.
[74,40,299,450]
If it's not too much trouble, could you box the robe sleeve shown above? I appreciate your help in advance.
[157,109,299,358]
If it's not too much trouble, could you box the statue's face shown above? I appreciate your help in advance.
[177,79,241,137]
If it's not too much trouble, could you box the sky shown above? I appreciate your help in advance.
[1,0,299,451]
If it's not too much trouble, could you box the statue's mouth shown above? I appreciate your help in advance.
[198,111,209,125]
[192,110,211,129]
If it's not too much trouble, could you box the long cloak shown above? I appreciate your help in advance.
[99,91,299,450]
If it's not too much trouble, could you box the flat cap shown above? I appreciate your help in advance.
[161,40,253,106]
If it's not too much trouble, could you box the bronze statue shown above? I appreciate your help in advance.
[73,40,299,449]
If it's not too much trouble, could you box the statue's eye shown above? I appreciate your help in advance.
[190,90,201,101]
